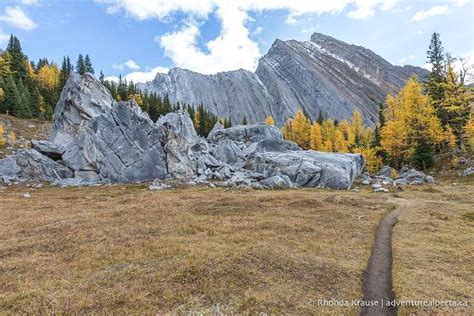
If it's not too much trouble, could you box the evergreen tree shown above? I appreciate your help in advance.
[241,117,248,125]
[14,79,32,118]
[425,32,446,119]
[84,54,94,74]
[6,35,27,81]
[59,56,69,88]
[30,87,42,117]
[76,54,86,75]
[412,138,435,170]
[2,75,20,114]
[99,70,105,82]
[317,110,324,125]
[378,103,385,127]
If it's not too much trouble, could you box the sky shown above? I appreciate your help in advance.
[0,0,472,83]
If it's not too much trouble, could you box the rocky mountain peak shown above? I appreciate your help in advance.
[141,33,429,127]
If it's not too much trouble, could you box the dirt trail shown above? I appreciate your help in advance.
[361,198,414,316]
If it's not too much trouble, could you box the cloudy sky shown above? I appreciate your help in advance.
[0,0,472,83]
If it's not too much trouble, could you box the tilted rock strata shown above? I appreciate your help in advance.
[140,33,429,126]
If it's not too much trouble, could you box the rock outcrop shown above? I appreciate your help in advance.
[0,73,365,190]
[140,33,428,126]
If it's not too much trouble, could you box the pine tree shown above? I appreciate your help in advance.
[6,35,27,81]
[14,78,32,118]
[425,32,446,120]
[76,54,86,75]
[412,138,435,170]
[241,117,248,125]
[59,56,70,88]
[84,55,94,74]
[99,70,105,82]
[317,110,324,125]
[2,75,20,114]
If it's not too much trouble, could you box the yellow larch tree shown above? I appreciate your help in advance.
[310,122,323,150]
[282,110,311,149]
[464,116,474,150]
[333,129,348,152]
[381,77,443,167]
[264,116,275,126]
[0,124,5,148]
[37,64,60,90]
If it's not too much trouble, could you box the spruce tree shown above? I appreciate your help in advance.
[412,138,435,170]
[241,117,248,125]
[84,55,94,74]
[14,78,32,118]
[317,110,324,125]
[6,35,27,81]
[425,32,446,121]
[76,54,86,75]
[3,75,20,114]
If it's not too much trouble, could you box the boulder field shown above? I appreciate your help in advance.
[0,73,365,190]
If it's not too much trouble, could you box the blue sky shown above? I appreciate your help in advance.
[0,0,472,83]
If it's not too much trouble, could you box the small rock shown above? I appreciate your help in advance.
[371,183,382,190]
[425,175,435,183]
[22,192,31,198]
[459,157,469,164]
[373,187,389,193]
[148,181,172,190]
[377,165,394,177]
[461,167,474,177]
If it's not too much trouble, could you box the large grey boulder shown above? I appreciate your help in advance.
[16,149,73,182]
[157,112,201,178]
[62,100,168,183]
[249,150,364,190]
[50,73,113,147]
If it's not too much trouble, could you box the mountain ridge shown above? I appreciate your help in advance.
[140,32,429,126]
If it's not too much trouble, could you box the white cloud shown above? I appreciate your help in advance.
[113,59,141,71]
[0,6,37,30]
[95,0,407,74]
[106,65,169,83]
[411,6,450,22]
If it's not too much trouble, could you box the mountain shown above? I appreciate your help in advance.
[140,33,429,126]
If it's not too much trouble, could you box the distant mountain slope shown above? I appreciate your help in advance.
[140,33,429,126]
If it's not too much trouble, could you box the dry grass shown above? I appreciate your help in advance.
[0,185,392,314]
[392,182,474,315]
[0,114,52,158]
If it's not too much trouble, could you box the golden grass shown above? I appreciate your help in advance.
[392,182,474,315]
[0,185,392,314]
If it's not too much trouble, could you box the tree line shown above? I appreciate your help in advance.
[277,32,473,171]
[0,35,96,120]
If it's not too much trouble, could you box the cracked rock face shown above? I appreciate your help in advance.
[140,33,428,126]
[0,73,365,190]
